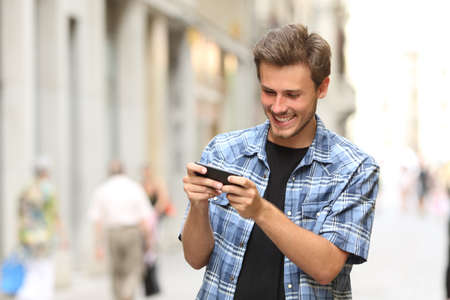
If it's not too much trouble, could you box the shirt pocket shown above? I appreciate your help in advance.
[209,193,229,207]
[209,194,237,240]
[300,202,330,234]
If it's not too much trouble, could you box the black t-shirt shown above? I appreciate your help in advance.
[234,141,308,300]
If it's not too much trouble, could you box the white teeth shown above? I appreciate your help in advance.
[274,115,293,122]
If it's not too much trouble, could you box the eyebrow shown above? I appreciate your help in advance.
[261,85,301,94]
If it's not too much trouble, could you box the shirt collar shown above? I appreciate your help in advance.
[243,115,332,165]
[302,115,332,166]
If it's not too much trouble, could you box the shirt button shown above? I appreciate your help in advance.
[288,284,293,289]
[316,212,320,217]
[239,242,244,247]
[287,211,292,216]
[263,172,268,178]
[291,177,295,182]
[213,197,218,200]
[230,276,234,282]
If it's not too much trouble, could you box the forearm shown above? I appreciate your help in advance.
[254,200,348,284]
[182,202,215,269]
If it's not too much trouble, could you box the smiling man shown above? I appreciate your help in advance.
[181,24,379,300]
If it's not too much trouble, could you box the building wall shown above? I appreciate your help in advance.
[0,0,256,263]
[0,0,36,256]
[0,0,353,269]
[253,0,355,136]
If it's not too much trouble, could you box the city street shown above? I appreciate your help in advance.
[56,209,448,300]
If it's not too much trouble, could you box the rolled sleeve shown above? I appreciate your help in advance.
[320,162,379,264]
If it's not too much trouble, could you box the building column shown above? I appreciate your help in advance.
[0,0,35,256]
[72,0,109,268]
[167,28,196,200]
[224,58,260,131]
[146,15,169,179]
[115,0,148,177]
[314,0,355,135]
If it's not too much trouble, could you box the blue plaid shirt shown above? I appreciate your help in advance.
[182,116,379,299]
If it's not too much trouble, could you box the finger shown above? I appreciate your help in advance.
[187,191,216,202]
[185,182,220,195]
[183,171,224,190]
[227,198,247,215]
[222,184,245,196]
[227,193,250,205]
[226,193,240,203]
[227,176,253,188]
[186,162,207,176]
[185,164,224,190]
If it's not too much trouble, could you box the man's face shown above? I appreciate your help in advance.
[259,62,329,148]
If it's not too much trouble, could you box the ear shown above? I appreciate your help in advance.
[317,77,330,99]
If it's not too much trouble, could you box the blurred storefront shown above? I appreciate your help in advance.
[0,0,353,277]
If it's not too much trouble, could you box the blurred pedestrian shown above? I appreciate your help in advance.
[140,163,174,296]
[141,163,175,219]
[181,24,379,299]
[16,156,66,300]
[442,161,450,299]
[89,160,153,300]
[142,207,160,297]
[417,157,431,213]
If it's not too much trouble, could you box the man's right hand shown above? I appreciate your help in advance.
[181,163,218,269]
[183,162,223,204]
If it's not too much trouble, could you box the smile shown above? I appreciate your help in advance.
[272,114,295,125]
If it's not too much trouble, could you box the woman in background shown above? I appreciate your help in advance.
[140,163,175,297]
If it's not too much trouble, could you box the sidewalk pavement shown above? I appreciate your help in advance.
[56,243,203,300]
[55,209,447,300]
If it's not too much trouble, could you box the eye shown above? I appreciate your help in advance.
[263,89,276,96]
[286,93,300,99]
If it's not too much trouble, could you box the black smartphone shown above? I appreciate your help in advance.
[195,162,239,185]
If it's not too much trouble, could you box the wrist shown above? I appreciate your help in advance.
[190,200,210,215]
[253,197,270,223]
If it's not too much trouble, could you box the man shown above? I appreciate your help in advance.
[181,24,379,299]
[17,156,66,300]
[89,160,153,300]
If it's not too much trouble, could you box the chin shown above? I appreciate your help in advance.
[271,126,298,140]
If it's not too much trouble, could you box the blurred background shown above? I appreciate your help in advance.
[1,0,450,299]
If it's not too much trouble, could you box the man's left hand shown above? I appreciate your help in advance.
[222,176,265,219]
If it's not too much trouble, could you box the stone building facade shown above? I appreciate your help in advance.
[0,0,353,271]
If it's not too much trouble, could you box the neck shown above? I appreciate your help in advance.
[268,115,317,148]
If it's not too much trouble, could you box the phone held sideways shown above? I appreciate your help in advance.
[195,162,239,185]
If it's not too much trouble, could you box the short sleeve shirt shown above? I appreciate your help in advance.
[89,175,152,228]
[19,179,59,256]
[182,115,379,300]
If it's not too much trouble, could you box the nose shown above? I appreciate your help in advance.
[271,95,287,114]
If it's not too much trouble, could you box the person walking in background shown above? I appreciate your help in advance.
[181,24,379,299]
[140,163,174,297]
[16,156,66,300]
[442,161,450,299]
[141,163,175,219]
[417,156,431,213]
[89,160,153,300]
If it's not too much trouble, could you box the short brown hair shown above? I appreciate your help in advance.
[253,24,331,88]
